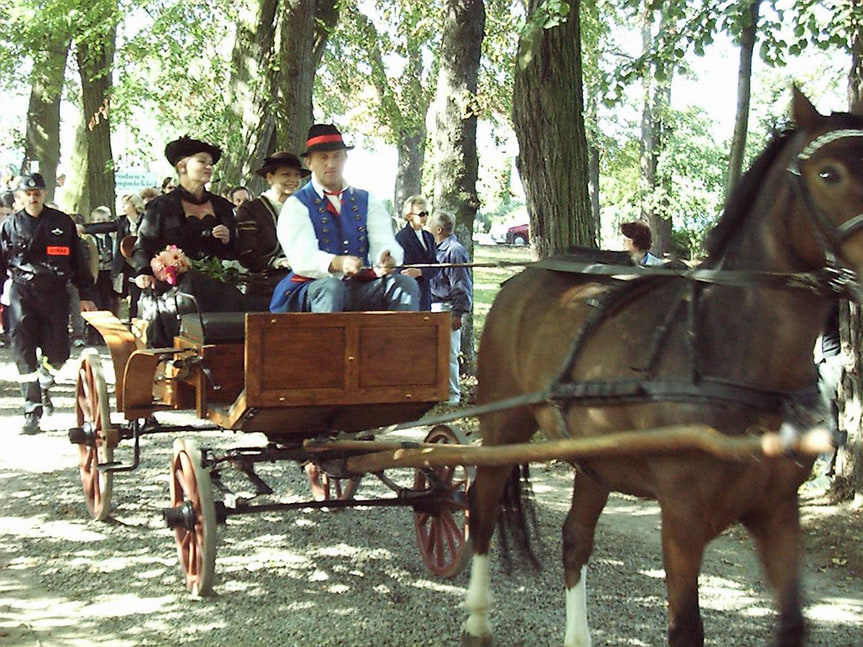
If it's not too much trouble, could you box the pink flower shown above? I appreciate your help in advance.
[151,245,191,285]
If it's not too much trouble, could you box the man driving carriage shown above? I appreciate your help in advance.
[269,124,419,313]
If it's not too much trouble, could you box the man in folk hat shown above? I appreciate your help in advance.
[271,124,419,313]
[0,173,98,434]
[236,152,310,306]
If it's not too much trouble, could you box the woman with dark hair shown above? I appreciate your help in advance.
[161,176,176,193]
[131,136,255,345]
[235,151,309,306]
[620,221,662,267]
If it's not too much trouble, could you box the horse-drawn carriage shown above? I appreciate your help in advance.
[71,308,472,595]
[67,90,860,647]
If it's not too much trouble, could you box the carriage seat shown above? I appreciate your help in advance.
[179,312,247,345]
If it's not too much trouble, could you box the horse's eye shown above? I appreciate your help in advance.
[818,166,842,184]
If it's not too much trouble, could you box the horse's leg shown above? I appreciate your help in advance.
[462,464,513,647]
[742,493,806,647]
[562,472,610,647]
[660,501,707,647]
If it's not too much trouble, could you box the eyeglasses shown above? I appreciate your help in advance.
[410,211,429,218]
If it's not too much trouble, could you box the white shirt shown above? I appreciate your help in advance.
[277,175,404,279]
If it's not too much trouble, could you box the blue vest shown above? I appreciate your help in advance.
[269,184,372,313]
[293,183,371,264]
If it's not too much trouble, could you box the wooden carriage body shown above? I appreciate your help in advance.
[88,310,451,439]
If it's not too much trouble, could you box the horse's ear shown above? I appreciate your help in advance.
[791,85,821,130]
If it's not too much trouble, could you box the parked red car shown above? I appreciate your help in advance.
[505,223,530,245]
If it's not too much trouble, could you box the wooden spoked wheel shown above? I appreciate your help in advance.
[305,463,362,502]
[170,438,217,596]
[413,424,472,578]
[75,348,116,521]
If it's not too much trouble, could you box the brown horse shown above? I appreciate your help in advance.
[461,89,863,647]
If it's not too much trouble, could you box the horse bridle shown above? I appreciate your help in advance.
[787,128,863,300]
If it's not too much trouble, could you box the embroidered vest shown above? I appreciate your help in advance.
[293,183,371,266]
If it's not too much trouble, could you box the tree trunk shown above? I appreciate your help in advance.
[429,0,484,374]
[395,130,425,212]
[838,11,863,504]
[225,0,280,193]
[23,39,70,203]
[74,20,117,218]
[639,7,672,256]
[277,0,339,154]
[726,0,760,198]
[851,0,862,114]
[513,0,592,258]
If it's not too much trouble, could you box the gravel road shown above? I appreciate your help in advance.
[1,346,861,647]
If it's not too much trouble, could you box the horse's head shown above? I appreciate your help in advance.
[786,88,863,287]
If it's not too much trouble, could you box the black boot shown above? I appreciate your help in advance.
[21,412,41,435]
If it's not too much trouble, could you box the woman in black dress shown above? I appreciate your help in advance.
[131,136,255,345]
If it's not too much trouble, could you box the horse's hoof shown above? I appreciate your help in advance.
[461,630,493,647]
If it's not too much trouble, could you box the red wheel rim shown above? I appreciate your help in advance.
[413,425,471,578]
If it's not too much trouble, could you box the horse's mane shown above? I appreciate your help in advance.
[702,128,794,262]
[703,110,863,264]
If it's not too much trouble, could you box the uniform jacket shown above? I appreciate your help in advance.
[0,206,97,301]
[395,224,439,311]
[132,187,237,275]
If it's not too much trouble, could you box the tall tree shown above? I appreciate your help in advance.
[429,0,484,371]
[725,0,761,197]
[225,0,338,192]
[838,2,863,504]
[22,39,70,202]
[513,0,592,257]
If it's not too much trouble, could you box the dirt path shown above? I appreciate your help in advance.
[0,347,861,646]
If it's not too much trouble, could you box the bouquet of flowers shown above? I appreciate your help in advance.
[150,245,191,286]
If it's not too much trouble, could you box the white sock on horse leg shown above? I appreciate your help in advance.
[564,566,592,647]
[462,554,493,640]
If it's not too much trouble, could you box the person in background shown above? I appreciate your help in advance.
[161,177,176,194]
[0,173,97,434]
[116,193,145,318]
[271,123,418,313]
[235,152,309,308]
[428,210,472,405]
[396,195,439,311]
[620,220,662,267]
[90,205,120,317]
[68,213,99,348]
[140,186,160,206]
[228,186,253,209]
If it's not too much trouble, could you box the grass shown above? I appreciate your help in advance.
[471,243,533,344]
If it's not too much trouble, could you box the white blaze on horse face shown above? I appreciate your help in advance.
[564,566,592,647]
[462,554,493,643]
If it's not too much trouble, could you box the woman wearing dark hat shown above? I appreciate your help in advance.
[235,151,310,305]
[131,136,256,346]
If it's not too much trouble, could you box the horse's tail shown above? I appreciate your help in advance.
[496,463,542,573]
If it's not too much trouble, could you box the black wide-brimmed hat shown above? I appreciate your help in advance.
[14,173,46,191]
[301,124,354,157]
[164,136,222,166]
[254,151,311,178]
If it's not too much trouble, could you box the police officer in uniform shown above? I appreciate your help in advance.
[0,173,97,434]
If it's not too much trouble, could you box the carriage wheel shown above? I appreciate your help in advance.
[305,463,362,502]
[413,424,473,578]
[170,438,217,596]
[75,349,115,521]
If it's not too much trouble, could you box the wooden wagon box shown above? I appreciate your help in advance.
[176,311,451,438]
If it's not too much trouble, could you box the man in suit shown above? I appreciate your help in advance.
[396,195,439,311]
